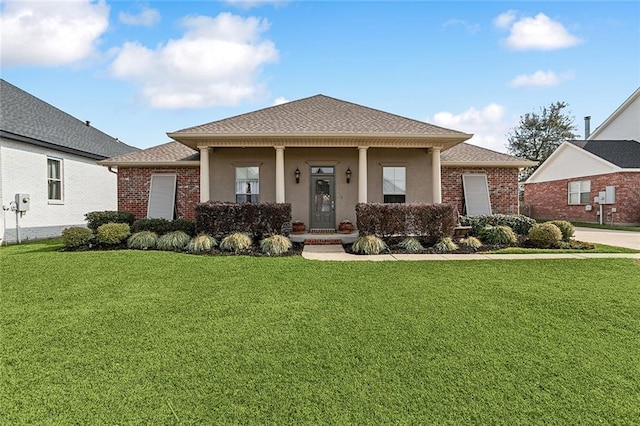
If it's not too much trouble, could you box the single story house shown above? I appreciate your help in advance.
[100,95,534,229]
[0,79,138,243]
[524,88,640,225]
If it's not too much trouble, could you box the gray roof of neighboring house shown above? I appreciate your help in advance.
[569,139,640,168]
[0,79,138,159]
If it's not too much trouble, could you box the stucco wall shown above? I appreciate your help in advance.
[1,138,119,243]
[523,172,640,225]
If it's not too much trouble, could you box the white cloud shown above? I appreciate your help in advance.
[508,70,575,88]
[0,0,109,67]
[110,13,279,109]
[119,6,160,27]
[495,11,581,50]
[442,18,480,34]
[225,0,289,10]
[429,103,515,153]
[273,96,289,105]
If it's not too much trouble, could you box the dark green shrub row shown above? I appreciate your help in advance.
[356,203,457,245]
[85,211,135,231]
[195,202,291,240]
[459,214,536,235]
[132,218,196,236]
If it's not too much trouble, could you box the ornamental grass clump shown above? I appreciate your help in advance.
[434,237,458,253]
[96,223,130,245]
[398,237,424,252]
[220,232,253,253]
[479,225,517,245]
[351,235,387,255]
[528,223,562,248]
[127,231,158,250]
[187,234,216,254]
[61,226,93,249]
[260,235,293,256]
[459,236,482,250]
[157,231,191,251]
[548,220,574,242]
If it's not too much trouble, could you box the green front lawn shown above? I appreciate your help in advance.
[492,243,639,254]
[2,241,639,424]
[572,222,640,232]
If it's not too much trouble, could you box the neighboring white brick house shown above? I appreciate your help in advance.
[0,80,138,244]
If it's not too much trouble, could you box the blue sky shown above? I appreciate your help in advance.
[1,1,638,153]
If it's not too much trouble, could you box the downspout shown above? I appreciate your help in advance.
[108,166,117,174]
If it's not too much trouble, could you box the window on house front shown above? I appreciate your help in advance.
[383,167,406,203]
[568,180,590,205]
[47,158,63,201]
[147,174,177,220]
[236,166,259,203]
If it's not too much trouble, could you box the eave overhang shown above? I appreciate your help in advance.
[98,160,200,168]
[441,160,538,168]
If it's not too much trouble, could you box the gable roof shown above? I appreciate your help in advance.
[569,140,640,168]
[0,79,138,160]
[100,141,199,167]
[168,94,473,150]
[588,87,640,140]
[441,143,536,167]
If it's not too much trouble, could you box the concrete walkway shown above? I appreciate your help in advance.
[301,244,640,261]
[573,227,640,250]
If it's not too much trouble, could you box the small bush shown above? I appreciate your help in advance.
[127,231,158,250]
[459,236,482,250]
[260,235,292,256]
[434,237,458,253]
[132,218,195,236]
[96,223,131,245]
[61,226,93,249]
[548,220,574,242]
[85,211,135,231]
[220,232,253,253]
[352,235,387,255]
[459,214,536,235]
[187,234,216,254]
[157,231,191,251]
[398,237,424,252]
[528,223,562,248]
[479,225,517,245]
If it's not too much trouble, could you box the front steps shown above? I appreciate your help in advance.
[289,230,358,245]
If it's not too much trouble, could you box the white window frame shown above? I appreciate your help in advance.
[382,166,406,203]
[147,174,177,219]
[47,157,63,203]
[568,180,590,205]
[235,166,260,203]
[462,174,492,216]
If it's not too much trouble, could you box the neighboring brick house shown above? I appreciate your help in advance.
[101,95,534,228]
[524,88,640,225]
[0,79,138,243]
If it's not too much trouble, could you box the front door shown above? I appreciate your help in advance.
[310,168,336,230]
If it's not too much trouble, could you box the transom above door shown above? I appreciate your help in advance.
[310,166,336,230]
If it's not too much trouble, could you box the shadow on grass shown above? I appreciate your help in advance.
[1,238,63,254]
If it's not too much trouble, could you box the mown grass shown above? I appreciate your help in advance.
[571,222,640,232]
[2,240,639,424]
[492,243,639,254]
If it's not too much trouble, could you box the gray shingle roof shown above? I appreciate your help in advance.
[569,140,640,168]
[101,141,198,165]
[442,143,536,166]
[0,79,138,159]
[171,94,467,136]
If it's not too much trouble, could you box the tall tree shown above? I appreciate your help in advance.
[507,101,578,181]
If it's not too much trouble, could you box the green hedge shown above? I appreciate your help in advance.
[132,218,196,236]
[459,214,536,236]
[195,202,291,240]
[85,211,135,231]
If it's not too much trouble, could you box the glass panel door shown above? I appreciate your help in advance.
[310,175,335,229]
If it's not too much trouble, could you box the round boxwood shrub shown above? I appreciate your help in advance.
[528,223,563,248]
[548,220,574,242]
[96,222,131,245]
[260,235,292,256]
[127,231,158,250]
[352,235,387,255]
[157,231,191,251]
[220,232,253,253]
[61,226,93,249]
[478,225,517,245]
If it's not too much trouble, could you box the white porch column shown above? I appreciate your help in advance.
[200,147,210,202]
[431,147,442,204]
[358,146,368,203]
[275,146,285,203]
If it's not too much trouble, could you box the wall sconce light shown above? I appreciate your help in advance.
[346,167,352,184]
[295,167,301,184]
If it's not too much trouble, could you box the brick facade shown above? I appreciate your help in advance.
[523,172,640,225]
[441,167,520,215]
[117,167,199,221]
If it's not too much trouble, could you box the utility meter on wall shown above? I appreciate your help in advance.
[15,193,30,212]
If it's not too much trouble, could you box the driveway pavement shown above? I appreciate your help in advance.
[573,227,640,250]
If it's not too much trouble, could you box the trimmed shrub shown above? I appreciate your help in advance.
[528,223,562,248]
[434,237,458,253]
[96,223,131,245]
[132,218,195,236]
[459,214,536,236]
[398,237,424,252]
[459,236,482,250]
[187,234,216,254]
[260,235,293,256]
[157,231,191,251]
[479,225,517,245]
[549,220,574,242]
[220,232,253,253]
[85,211,135,231]
[352,235,387,255]
[61,226,93,249]
[196,202,291,240]
[127,231,158,250]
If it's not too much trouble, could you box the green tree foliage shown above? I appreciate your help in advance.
[507,102,578,181]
